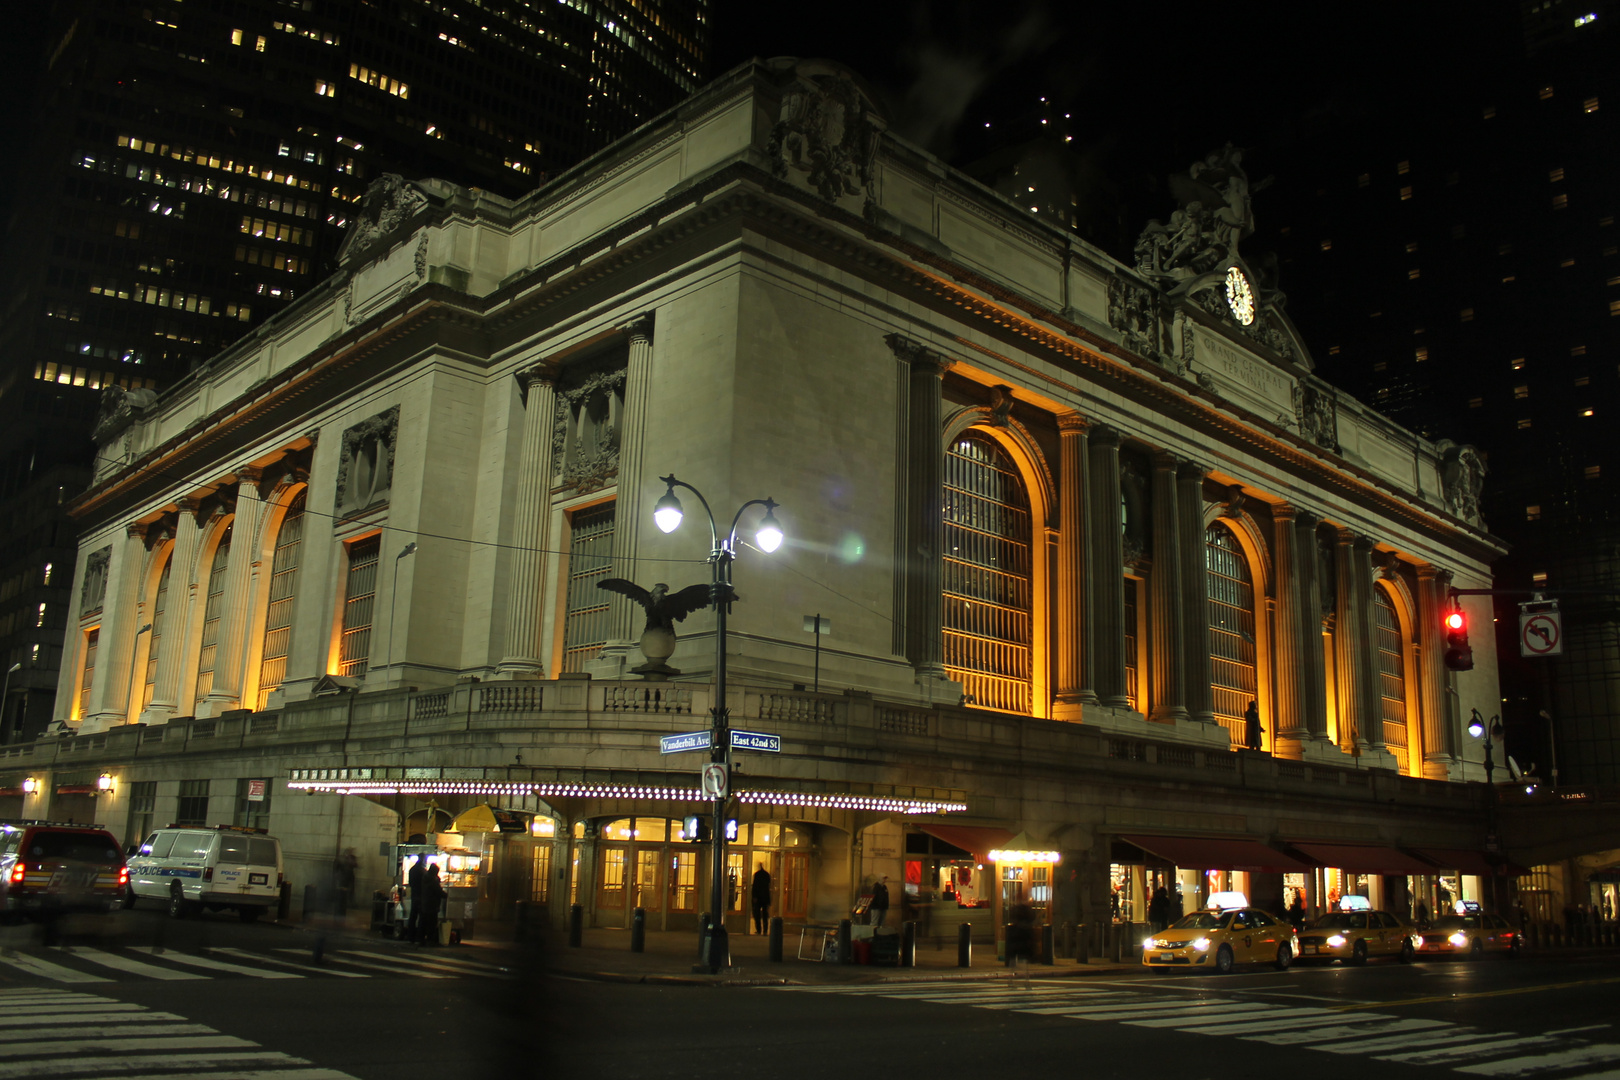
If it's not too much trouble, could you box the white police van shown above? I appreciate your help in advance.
[126,825,283,921]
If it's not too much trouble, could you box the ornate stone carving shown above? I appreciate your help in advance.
[987,386,1015,428]
[335,175,431,268]
[766,59,883,214]
[414,233,429,279]
[1106,277,1163,360]
[1438,441,1486,527]
[1293,382,1339,452]
[91,385,158,445]
[552,361,626,496]
[1220,483,1246,519]
[80,546,112,617]
[334,406,399,517]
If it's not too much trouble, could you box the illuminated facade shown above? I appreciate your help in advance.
[8,58,1562,945]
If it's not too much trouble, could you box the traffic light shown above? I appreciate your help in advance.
[1443,604,1474,671]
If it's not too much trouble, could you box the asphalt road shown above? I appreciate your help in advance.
[2,910,1616,1080]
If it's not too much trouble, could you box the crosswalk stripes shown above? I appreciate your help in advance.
[0,988,358,1079]
[0,944,511,986]
[775,981,1620,1078]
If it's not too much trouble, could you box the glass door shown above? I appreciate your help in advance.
[783,853,809,920]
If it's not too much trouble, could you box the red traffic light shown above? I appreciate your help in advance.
[1443,605,1473,671]
[1445,611,1465,632]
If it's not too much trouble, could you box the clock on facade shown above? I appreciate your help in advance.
[1224,266,1256,326]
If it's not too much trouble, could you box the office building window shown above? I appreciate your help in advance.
[338,535,381,678]
[1206,524,1257,748]
[1586,466,1602,480]
[193,525,233,704]
[176,779,210,826]
[1527,505,1542,521]
[1514,385,1530,399]
[560,502,616,674]
[943,434,1033,715]
[257,491,306,702]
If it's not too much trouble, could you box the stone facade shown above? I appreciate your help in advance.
[8,58,1543,940]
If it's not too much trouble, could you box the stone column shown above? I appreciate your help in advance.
[1178,462,1214,725]
[203,469,264,714]
[888,336,954,680]
[1148,451,1186,722]
[1352,535,1383,750]
[1054,414,1095,716]
[1295,511,1329,739]
[1416,564,1455,777]
[1271,504,1306,743]
[603,317,655,654]
[1332,528,1363,751]
[143,499,200,723]
[1089,427,1129,707]
[497,370,557,676]
[83,524,150,730]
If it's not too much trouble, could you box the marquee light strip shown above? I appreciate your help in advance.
[988,849,1062,864]
[284,778,967,815]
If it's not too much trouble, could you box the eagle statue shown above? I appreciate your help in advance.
[596,580,725,634]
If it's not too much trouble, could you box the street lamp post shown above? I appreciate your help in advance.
[653,473,783,974]
[1468,709,1507,912]
[1467,709,1503,785]
[386,542,418,684]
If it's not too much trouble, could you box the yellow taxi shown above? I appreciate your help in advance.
[1414,912,1523,959]
[1142,893,1299,974]
[1296,909,1419,964]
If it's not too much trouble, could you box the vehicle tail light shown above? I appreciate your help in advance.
[118,866,129,887]
[8,863,24,885]
[202,866,213,882]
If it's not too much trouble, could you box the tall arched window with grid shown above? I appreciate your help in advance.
[142,551,172,708]
[1374,587,1409,772]
[943,434,1032,713]
[1206,523,1258,745]
[192,524,232,704]
[256,490,307,703]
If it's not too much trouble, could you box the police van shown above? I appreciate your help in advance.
[126,824,283,921]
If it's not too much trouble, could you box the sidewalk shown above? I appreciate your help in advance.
[301,912,1139,986]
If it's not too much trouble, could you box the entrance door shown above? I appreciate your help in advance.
[782,853,809,920]
[597,845,627,921]
[633,849,662,915]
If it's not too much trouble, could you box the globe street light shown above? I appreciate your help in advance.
[654,473,782,974]
[1468,708,1503,785]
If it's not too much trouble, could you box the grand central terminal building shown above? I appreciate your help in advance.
[8,58,1601,948]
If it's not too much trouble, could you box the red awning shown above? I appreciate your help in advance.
[1411,848,1528,877]
[1121,835,1313,873]
[916,825,1017,863]
[1290,843,1438,876]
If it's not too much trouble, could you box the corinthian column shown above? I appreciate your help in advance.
[1054,414,1094,717]
[1179,462,1215,724]
[498,370,557,676]
[1296,511,1329,739]
[1331,528,1362,750]
[1353,535,1383,751]
[1271,504,1305,744]
[906,347,952,680]
[603,316,655,651]
[1416,564,1456,777]
[143,499,200,723]
[1148,451,1186,722]
[1089,427,1128,707]
[83,524,149,731]
[203,468,264,714]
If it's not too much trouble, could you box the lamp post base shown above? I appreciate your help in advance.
[701,923,730,973]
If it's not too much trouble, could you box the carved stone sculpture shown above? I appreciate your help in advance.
[91,385,158,445]
[1293,383,1339,452]
[80,547,111,617]
[596,579,719,677]
[334,406,399,516]
[335,175,431,268]
[1439,442,1487,526]
[766,60,883,214]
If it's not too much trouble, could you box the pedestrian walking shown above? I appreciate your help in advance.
[419,864,446,946]
[1243,700,1264,751]
[1005,902,1037,969]
[405,855,427,943]
[1288,893,1305,930]
[869,875,890,928]
[1148,886,1169,932]
[751,863,772,935]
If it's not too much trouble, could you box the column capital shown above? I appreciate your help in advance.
[1293,507,1321,530]
[1416,563,1451,584]
[1090,424,1122,448]
[1150,448,1180,470]
[1335,525,1356,545]
[1056,411,1088,434]
[1273,502,1297,524]
[1176,460,1209,483]
[885,333,955,377]
[235,464,264,484]
[517,366,554,390]
[1352,533,1378,553]
[126,522,147,540]
[617,313,655,343]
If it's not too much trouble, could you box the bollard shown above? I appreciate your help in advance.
[278,881,292,922]
[302,884,318,922]
[1041,923,1055,965]
[901,920,916,968]
[698,913,710,957]
[630,907,645,953]
[1077,921,1090,964]
[957,921,972,968]
[567,903,583,948]
[768,916,784,962]
[837,919,853,965]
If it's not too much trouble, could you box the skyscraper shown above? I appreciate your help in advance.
[0,0,710,739]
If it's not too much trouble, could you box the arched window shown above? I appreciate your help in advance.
[943,434,1032,713]
[192,524,232,704]
[1374,588,1408,770]
[256,490,307,703]
[143,551,172,708]
[1206,523,1258,745]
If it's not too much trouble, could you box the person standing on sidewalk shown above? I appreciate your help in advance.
[419,864,446,946]
[405,855,427,943]
[751,864,772,935]
[869,876,890,928]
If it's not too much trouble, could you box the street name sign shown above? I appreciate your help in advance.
[659,730,712,754]
[730,729,781,753]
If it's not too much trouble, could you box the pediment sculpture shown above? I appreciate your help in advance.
[1438,441,1487,527]
[336,174,432,268]
[766,59,884,216]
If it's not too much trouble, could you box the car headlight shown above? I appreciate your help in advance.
[1326,934,1346,948]
[1143,936,1157,949]
[1449,932,1469,947]
[1192,937,1210,952]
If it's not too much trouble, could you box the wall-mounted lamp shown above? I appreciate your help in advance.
[21,777,38,794]
[96,773,115,794]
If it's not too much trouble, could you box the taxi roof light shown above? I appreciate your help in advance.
[1206,890,1248,911]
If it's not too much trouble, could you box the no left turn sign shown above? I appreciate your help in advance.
[701,763,729,800]
[1520,611,1563,657]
